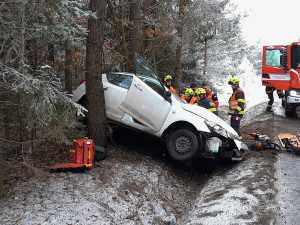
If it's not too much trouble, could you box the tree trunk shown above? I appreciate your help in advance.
[127,0,141,72]
[107,0,129,71]
[86,0,107,147]
[0,146,4,199]
[173,0,186,91]
[203,38,208,76]
[48,43,55,64]
[65,47,73,94]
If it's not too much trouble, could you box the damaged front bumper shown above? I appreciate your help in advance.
[203,120,248,161]
[204,135,248,161]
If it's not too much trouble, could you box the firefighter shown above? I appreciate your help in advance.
[203,83,219,109]
[228,77,246,140]
[180,83,197,101]
[180,89,186,100]
[183,88,197,104]
[265,87,284,112]
[194,88,218,115]
[190,82,198,92]
[164,75,177,94]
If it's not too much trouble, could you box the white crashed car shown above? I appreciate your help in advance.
[72,54,247,162]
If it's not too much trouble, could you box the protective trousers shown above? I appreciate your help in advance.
[266,87,284,110]
[231,116,242,140]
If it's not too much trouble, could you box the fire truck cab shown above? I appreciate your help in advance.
[262,42,300,117]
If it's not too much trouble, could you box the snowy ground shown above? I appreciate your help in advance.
[0,143,280,225]
[0,74,294,225]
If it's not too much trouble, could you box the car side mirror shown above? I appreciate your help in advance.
[164,91,172,103]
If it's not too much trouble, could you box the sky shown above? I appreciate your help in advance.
[231,0,300,46]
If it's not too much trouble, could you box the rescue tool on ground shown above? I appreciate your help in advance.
[278,133,300,154]
[245,132,281,151]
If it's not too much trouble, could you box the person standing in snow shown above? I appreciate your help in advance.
[265,87,284,112]
[164,75,177,94]
[203,83,219,109]
[194,88,218,115]
[228,77,246,140]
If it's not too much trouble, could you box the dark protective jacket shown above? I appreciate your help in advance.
[206,91,219,109]
[195,97,218,115]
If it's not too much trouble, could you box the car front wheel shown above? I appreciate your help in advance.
[167,129,199,162]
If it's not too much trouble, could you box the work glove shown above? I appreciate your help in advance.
[232,111,238,116]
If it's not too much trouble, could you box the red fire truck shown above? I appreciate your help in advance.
[262,42,300,117]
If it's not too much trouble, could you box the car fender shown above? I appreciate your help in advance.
[156,99,210,137]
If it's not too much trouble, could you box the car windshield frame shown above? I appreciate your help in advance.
[133,53,166,97]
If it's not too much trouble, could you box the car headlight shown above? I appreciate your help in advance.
[205,120,228,137]
[290,90,300,97]
[205,120,239,140]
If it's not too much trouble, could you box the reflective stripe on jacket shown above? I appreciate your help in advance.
[195,98,218,115]
[229,88,246,115]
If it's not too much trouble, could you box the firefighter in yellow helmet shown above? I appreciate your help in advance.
[228,77,246,140]
[164,75,177,94]
[182,88,197,104]
[194,88,218,115]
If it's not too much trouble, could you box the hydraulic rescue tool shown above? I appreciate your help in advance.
[278,133,300,154]
[245,132,282,151]
[282,138,300,154]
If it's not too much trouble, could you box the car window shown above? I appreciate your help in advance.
[134,55,165,96]
[172,91,186,103]
[106,73,133,89]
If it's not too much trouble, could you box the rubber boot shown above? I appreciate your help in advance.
[266,105,272,112]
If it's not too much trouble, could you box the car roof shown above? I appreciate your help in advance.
[105,72,134,76]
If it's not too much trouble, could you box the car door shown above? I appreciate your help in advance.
[119,54,171,132]
[262,45,291,90]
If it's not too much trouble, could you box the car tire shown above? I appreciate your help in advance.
[167,129,199,162]
[284,101,294,118]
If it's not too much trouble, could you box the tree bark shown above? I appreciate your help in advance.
[86,0,107,146]
[173,0,186,91]
[128,0,141,72]
[65,47,73,94]
[203,38,208,76]
[0,146,4,199]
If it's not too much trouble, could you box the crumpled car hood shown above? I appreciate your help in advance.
[181,103,238,138]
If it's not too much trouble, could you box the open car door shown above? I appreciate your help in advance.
[119,54,171,132]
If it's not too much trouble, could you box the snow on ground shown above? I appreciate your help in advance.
[0,67,284,224]
[0,151,196,225]
[181,158,279,224]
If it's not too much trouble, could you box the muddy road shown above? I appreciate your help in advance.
[240,100,300,225]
